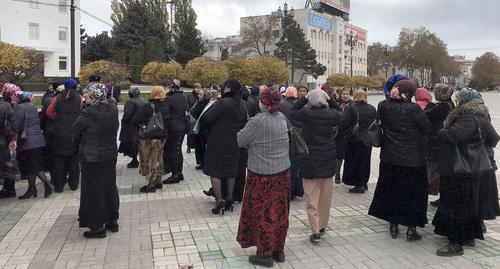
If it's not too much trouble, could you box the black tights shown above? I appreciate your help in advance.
[26,172,50,189]
[211,177,235,203]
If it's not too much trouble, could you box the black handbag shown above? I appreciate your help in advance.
[450,116,492,175]
[138,103,165,139]
[365,102,384,147]
[283,113,308,160]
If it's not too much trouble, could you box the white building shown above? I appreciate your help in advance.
[205,35,243,60]
[452,55,474,87]
[0,0,81,78]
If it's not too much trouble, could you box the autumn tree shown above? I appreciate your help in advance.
[367,75,387,90]
[472,52,500,90]
[327,73,352,88]
[240,14,280,56]
[141,61,183,85]
[253,56,289,85]
[182,58,228,87]
[367,42,392,76]
[79,60,130,85]
[224,57,257,86]
[0,42,43,83]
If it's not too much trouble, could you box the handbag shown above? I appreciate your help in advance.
[283,113,308,160]
[365,102,384,147]
[450,116,492,175]
[138,103,165,139]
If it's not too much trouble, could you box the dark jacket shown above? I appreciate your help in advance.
[280,98,301,127]
[248,94,261,118]
[40,90,56,131]
[424,100,454,160]
[190,99,210,120]
[14,102,45,151]
[187,90,197,108]
[438,101,499,176]
[119,96,145,142]
[341,102,377,144]
[132,99,170,139]
[46,90,83,156]
[165,91,188,133]
[0,98,16,146]
[112,86,121,103]
[291,97,342,179]
[71,103,119,163]
[379,99,432,167]
[201,92,248,178]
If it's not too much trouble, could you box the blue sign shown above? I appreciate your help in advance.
[308,13,333,31]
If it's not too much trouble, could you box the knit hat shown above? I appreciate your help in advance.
[88,83,108,106]
[64,79,78,90]
[458,88,483,105]
[260,86,281,113]
[308,89,330,108]
[415,87,432,110]
[250,85,260,96]
[128,87,141,98]
[285,87,298,98]
[384,74,408,97]
[434,83,454,101]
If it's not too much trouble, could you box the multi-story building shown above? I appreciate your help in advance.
[239,1,367,89]
[0,0,81,78]
[205,35,243,60]
[452,55,474,87]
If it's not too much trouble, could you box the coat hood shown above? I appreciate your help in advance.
[415,88,432,110]
[444,101,489,128]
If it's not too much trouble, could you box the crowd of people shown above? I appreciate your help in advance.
[0,74,498,267]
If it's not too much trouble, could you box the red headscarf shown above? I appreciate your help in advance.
[259,86,281,113]
[2,83,21,103]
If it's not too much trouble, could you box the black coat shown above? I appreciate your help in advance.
[248,95,261,118]
[191,99,210,120]
[40,90,56,131]
[165,91,188,134]
[424,100,454,160]
[132,99,170,139]
[119,96,145,142]
[438,101,499,176]
[187,90,197,108]
[201,92,248,178]
[0,98,16,146]
[280,98,301,127]
[291,97,341,179]
[341,102,377,144]
[379,99,432,168]
[71,103,119,163]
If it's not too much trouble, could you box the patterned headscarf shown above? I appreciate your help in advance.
[390,80,416,101]
[87,83,108,106]
[285,87,298,98]
[2,83,21,103]
[260,86,281,113]
[308,89,330,108]
[434,84,454,102]
[128,87,141,98]
[458,88,483,105]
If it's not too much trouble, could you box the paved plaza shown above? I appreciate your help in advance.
[1,93,500,269]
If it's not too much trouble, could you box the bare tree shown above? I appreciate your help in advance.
[240,14,280,56]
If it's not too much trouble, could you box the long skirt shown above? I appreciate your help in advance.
[368,162,428,227]
[479,158,500,220]
[139,139,166,183]
[335,135,347,160]
[233,148,248,203]
[79,159,119,230]
[237,169,291,257]
[342,139,372,187]
[19,147,44,178]
[433,175,483,245]
[118,141,138,159]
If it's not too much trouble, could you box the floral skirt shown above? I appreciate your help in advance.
[237,169,291,257]
[139,139,166,183]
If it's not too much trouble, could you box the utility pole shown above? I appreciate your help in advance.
[70,0,75,78]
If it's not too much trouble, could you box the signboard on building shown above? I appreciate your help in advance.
[312,0,350,13]
[308,12,333,31]
[344,24,366,42]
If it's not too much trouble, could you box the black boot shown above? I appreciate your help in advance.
[436,243,463,257]
[271,251,285,263]
[83,228,106,239]
[0,189,16,199]
[163,174,181,185]
[349,186,365,193]
[406,226,422,241]
[203,188,215,197]
[127,159,139,169]
[249,256,273,268]
[19,187,37,200]
[43,182,52,198]
[106,220,119,233]
[390,223,399,239]
[481,220,487,233]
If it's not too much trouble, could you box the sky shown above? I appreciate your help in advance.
[80,0,500,59]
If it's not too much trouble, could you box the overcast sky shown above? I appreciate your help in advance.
[80,0,500,59]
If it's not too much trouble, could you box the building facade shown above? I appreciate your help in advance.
[0,0,81,78]
[205,35,242,61]
[452,55,474,87]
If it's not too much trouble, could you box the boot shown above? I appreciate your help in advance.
[349,186,365,193]
[248,256,273,268]
[0,189,16,199]
[481,221,487,233]
[106,220,119,233]
[19,187,37,200]
[390,223,399,239]
[163,174,181,184]
[43,182,52,198]
[406,226,422,241]
[271,251,285,263]
[335,160,343,184]
[83,228,106,239]
[436,243,463,257]
[127,159,139,168]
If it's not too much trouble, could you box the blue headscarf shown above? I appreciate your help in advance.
[17,91,32,103]
[250,85,260,96]
[458,88,483,105]
[383,74,408,97]
[64,79,78,90]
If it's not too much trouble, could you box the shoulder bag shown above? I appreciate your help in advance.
[282,113,308,160]
[138,103,165,139]
[365,101,384,147]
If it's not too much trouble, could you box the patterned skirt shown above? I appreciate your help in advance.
[237,169,291,257]
[138,139,166,183]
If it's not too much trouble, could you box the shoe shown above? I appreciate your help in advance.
[105,220,119,233]
[481,221,487,233]
[18,188,37,200]
[364,184,368,190]
[0,189,17,199]
[406,226,422,241]
[212,201,225,216]
[335,174,341,184]
[83,228,106,239]
[224,199,234,212]
[139,185,156,193]
[436,243,464,257]
[249,255,273,267]
[54,186,63,193]
[195,164,203,170]
[319,228,326,236]
[155,184,163,189]
[271,251,285,263]
[187,148,191,154]
[465,239,475,247]
[309,233,321,244]
[349,186,365,194]
[430,199,440,207]
[162,175,180,185]
[69,183,78,191]
[203,188,215,197]
[43,182,52,198]
[127,160,139,168]
[390,223,399,239]
[178,174,184,181]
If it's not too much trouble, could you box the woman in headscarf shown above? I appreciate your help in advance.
[368,80,432,241]
[291,89,341,244]
[132,86,170,193]
[335,87,353,184]
[424,84,455,206]
[191,89,211,170]
[14,91,52,199]
[71,83,120,238]
[237,86,290,267]
[118,87,145,168]
[200,79,248,215]
[433,89,499,256]
[341,90,376,193]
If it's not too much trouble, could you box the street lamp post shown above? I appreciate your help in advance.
[345,30,358,78]
[383,45,391,78]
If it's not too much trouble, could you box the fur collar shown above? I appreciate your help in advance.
[444,101,489,128]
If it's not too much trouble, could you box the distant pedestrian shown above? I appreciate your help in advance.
[191,89,211,170]
[186,83,201,154]
[118,87,145,168]
[335,88,353,184]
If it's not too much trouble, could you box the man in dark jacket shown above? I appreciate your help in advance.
[46,79,83,192]
[163,79,189,184]
[248,85,261,117]
[0,85,18,199]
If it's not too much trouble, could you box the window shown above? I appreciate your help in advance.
[59,0,68,13]
[29,23,39,40]
[29,0,39,9]
[59,26,68,41]
[59,56,68,71]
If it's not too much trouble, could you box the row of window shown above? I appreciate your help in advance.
[311,29,335,43]
[29,0,68,13]
[29,23,68,41]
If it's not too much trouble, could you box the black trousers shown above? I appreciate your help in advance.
[164,132,185,175]
[195,133,207,166]
[53,154,80,191]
